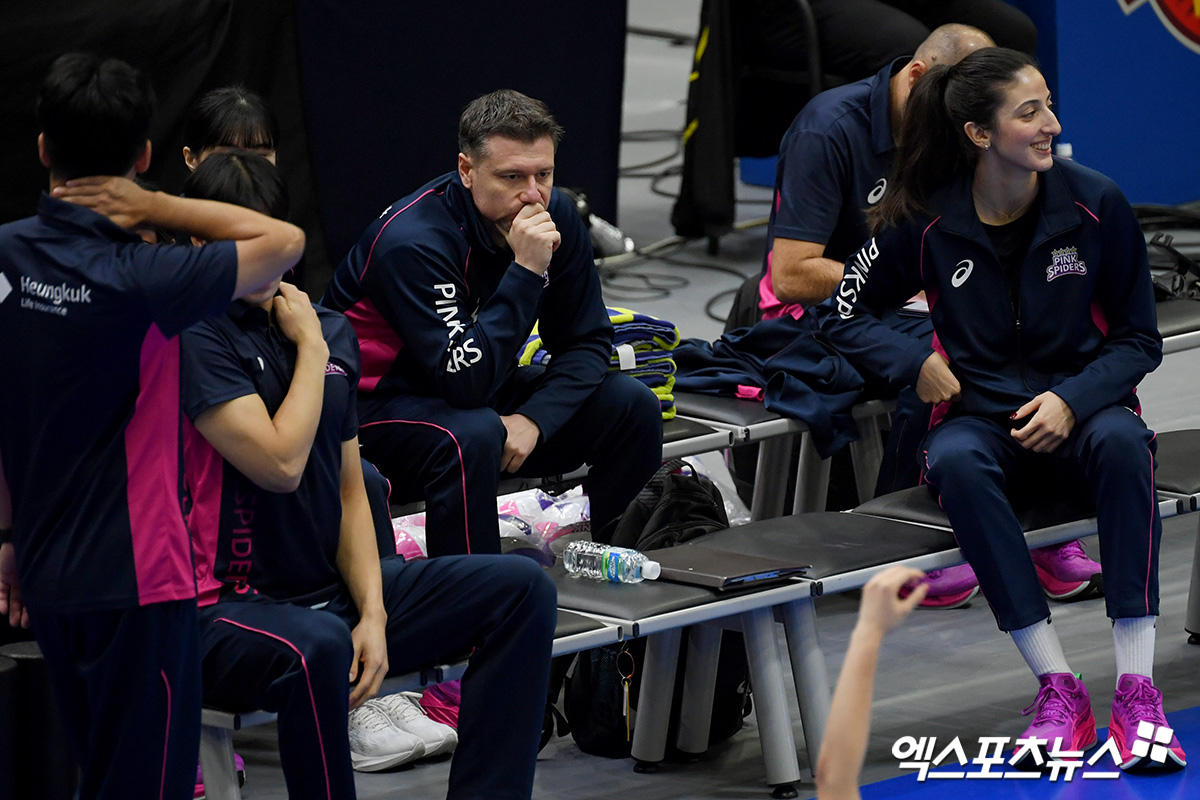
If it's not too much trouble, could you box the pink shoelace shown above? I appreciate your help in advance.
[1055,540,1090,561]
[1118,680,1167,727]
[1022,681,1075,726]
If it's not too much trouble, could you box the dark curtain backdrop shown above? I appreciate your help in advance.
[293,1,627,287]
[0,0,331,288]
[0,2,626,295]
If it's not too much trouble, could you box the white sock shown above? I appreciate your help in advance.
[1010,618,1072,678]
[1112,617,1156,682]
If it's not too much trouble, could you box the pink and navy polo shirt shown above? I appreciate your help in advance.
[0,194,237,612]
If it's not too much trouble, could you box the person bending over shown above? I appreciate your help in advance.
[746,0,1035,86]
[0,54,304,800]
[757,25,1006,607]
[180,151,556,799]
[323,89,663,556]
[824,48,1182,770]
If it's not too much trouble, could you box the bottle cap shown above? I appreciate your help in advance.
[641,560,661,580]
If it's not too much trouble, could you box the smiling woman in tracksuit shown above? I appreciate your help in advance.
[822,47,1184,771]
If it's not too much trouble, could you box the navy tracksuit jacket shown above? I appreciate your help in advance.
[322,173,662,554]
[824,158,1164,629]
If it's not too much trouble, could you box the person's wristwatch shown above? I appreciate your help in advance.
[0,528,12,546]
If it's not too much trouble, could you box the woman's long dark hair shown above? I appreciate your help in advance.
[870,48,1038,231]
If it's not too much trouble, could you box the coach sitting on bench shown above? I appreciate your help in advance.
[322,89,663,557]
[180,152,556,798]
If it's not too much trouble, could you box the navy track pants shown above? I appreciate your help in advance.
[198,554,556,800]
[922,406,1160,631]
[357,369,663,557]
[28,599,202,800]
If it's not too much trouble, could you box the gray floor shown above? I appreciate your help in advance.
[232,3,1200,797]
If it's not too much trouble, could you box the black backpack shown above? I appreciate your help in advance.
[563,459,751,759]
[604,458,730,549]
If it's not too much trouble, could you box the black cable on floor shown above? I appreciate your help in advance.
[705,287,739,324]
[646,252,750,281]
[622,129,683,142]
[620,129,684,175]
[626,25,696,46]
[649,167,682,199]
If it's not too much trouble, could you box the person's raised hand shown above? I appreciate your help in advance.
[273,283,327,354]
[505,203,560,276]
[857,566,927,638]
[52,177,151,230]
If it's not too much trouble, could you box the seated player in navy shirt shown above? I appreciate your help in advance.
[179,152,556,799]
[0,54,304,800]
[179,83,398,563]
[322,90,664,556]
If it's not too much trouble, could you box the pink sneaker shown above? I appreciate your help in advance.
[1016,673,1097,764]
[918,564,980,609]
[1031,540,1103,601]
[1108,674,1187,770]
[419,680,461,728]
[194,753,245,799]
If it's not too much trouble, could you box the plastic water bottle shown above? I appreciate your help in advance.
[563,541,661,583]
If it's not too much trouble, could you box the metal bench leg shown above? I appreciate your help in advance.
[793,432,830,514]
[199,725,241,800]
[1187,516,1200,642]
[674,625,722,758]
[751,435,795,521]
[780,596,831,778]
[848,415,885,504]
[741,608,802,797]
[631,629,682,771]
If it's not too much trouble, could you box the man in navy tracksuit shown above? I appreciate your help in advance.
[0,56,304,800]
[322,90,662,556]
[181,152,556,800]
[824,155,1163,639]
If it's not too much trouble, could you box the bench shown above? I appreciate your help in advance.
[1146,428,1200,642]
[551,562,818,797]
[673,392,896,520]
[549,429,1200,796]
[197,610,624,800]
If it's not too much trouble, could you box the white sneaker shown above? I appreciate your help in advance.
[368,693,459,758]
[347,702,426,772]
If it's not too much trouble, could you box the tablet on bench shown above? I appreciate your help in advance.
[644,545,810,592]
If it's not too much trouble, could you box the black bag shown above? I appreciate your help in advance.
[563,629,752,760]
[604,459,729,549]
[563,643,639,758]
[563,459,750,759]
[1148,232,1200,300]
